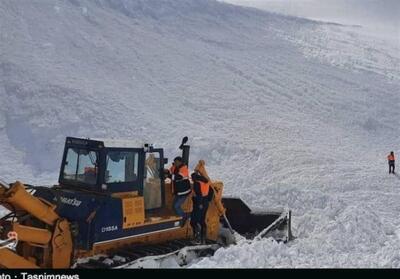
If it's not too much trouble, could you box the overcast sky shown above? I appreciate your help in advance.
[222,0,400,42]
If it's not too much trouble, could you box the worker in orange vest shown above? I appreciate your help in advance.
[388,151,395,174]
[168,157,191,220]
[190,167,213,244]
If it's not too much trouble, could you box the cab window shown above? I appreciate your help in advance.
[63,148,98,185]
[106,151,139,183]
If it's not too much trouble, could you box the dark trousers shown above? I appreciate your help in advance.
[173,194,188,217]
[389,162,395,174]
[190,197,209,241]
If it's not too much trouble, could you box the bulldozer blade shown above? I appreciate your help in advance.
[221,198,293,242]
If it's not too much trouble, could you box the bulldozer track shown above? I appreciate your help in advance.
[75,239,219,269]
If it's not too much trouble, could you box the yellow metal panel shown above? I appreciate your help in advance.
[206,181,224,241]
[51,219,73,268]
[0,248,39,268]
[164,180,174,213]
[122,196,145,229]
[181,193,193,213]
[112,191,139,199]
[6,181,59,226]
[13,223,52,245]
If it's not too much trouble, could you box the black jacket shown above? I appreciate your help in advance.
[191,172,214,201]
[171,165,191,196]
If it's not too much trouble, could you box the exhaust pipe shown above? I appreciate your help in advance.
[179,136,190,166]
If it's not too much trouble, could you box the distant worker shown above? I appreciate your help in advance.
[388,151,395,174]
[168,156,191,221]
[190,160,213,244]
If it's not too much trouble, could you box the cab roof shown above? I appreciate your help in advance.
[65,137,151,149]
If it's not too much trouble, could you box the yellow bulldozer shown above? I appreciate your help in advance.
[0,137,292,268]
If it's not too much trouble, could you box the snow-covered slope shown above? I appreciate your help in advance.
[1,0,400,267]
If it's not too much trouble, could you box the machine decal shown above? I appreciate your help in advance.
[101,225,118,233]
[59,197,82,207]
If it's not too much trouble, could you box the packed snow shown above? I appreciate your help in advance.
[0,0,400,268]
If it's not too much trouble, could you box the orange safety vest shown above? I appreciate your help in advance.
[199,181,210,197]
[169,165,189,179]
[169,164,191,195]
[388,154,395,161]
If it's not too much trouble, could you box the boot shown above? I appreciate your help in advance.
[193,224,201,244]
[200,228,207,245]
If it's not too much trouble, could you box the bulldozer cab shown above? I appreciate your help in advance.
[59,137,167,210]
[49,137,196,252]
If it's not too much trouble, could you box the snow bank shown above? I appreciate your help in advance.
[192,204,400,268]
